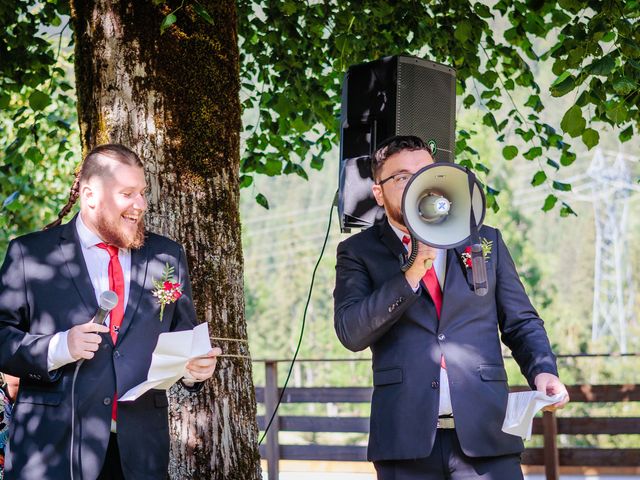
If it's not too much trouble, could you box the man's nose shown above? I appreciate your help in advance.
[134,194,147,211]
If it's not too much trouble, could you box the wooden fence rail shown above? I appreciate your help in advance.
[255,360,640,480]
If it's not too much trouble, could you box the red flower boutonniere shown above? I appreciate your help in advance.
[461,238,493,269]
[152,263,183,321]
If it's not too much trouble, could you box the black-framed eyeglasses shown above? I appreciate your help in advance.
[377,172,413,188]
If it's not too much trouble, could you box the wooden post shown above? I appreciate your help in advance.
[264,361,280,480]
[542,410,559,480]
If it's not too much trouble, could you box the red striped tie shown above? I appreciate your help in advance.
[403,236,446,369]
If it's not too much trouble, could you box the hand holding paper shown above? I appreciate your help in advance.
[119,323,216,401]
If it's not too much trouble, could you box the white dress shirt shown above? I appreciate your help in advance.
[47,213,132,371]
[389,222,453,416]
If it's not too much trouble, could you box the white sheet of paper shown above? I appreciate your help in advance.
[501,391,564,440]
[119,322,211,402]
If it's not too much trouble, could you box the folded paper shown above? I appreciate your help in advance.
[119,322,211,402]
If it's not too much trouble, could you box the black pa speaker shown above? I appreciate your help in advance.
[338,55,456,232]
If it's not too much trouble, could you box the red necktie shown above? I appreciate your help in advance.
[403,235,446,368]
[96,243,125,343]
[96,243,124,421]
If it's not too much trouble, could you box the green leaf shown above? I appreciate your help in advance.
[474,3,493,18]
[552,181,572,192]
[255,193,269,209]
[475,162,490,174]
[605,101,628,124]
[560,150,576,166]
[587,54,616,76]
[542,194,558,212]
[502,145,518,160]
[602,32,616,42]
[582,128,599,150]
[160,13,177,34]
[193,3,214,25]
[463,94,475,108]
[560,105,586,137]
[619,125,633,142]
[531,170,547,186]
[516,128,535,141]
[239,175,253,188]
[454,21,472,43]
[28,90,51,111]
[547,158,560,171]
[482,112,498,131]
[523,146,542,160]
[612,78,636,95]
[560,202,577,217]
[550,73,576,97]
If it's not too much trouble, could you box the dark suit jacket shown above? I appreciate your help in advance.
[0,216,199,479]
[333,219,558,461]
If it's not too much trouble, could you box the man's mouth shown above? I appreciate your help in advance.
[122,214,139,224]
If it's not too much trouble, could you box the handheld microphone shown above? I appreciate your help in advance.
[94,290,118,325]
[70,290,119,479]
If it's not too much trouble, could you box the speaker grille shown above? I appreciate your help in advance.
[396,58,456,162]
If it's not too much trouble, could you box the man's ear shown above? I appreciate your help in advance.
[372,184,385,207]
[80,183,97,209]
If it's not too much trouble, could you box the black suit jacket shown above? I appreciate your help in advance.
[333,219,558,461]
[0,216,199,479]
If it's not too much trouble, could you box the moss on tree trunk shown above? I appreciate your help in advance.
[70,1,261,478]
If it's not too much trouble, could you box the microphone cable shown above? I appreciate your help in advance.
[69,290,117,480]
[69,358,83,480]
[258,191,337,445]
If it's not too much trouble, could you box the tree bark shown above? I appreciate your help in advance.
[70,1,261,478]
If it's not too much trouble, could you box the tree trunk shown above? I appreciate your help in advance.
[70,1,261,478]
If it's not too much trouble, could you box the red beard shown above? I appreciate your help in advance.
[95,213,145,249]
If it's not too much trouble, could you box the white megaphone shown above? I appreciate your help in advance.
[401,163,488,296]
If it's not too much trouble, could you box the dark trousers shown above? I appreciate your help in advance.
[97,433,125,480]
[374,430,524,480]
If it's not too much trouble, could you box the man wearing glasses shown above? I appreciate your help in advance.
[333,135,568,479]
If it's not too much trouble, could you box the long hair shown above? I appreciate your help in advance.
[43,144,143,230]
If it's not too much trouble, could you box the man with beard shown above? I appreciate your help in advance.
[0,144,220,479]
[333,136,568,479]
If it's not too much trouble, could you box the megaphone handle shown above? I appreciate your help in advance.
[471,245,488,296]
[400,234,419,272]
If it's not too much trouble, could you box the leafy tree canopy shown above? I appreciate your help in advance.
[0,1,77,247]
[237,0,640,214]
[1,0,639,237]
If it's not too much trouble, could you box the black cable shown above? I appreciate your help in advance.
[258,192,337,446]
[69,361,82,480]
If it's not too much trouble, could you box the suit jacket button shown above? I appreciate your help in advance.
[114,350,121,358]
[103,397,112,406]
[438,334,446,341]
[431,381,439,389]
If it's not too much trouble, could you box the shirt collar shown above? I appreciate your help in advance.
[388,220,409,245]
[76,213,107,249]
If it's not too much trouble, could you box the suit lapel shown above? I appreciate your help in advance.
[59,216,98,318]
[378,219,408,267]
[115,242,149,344]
